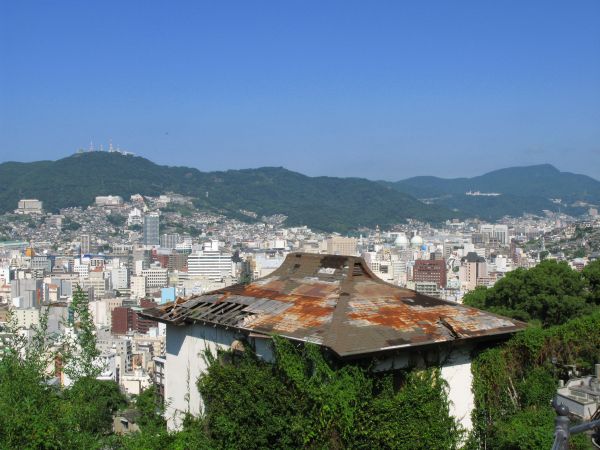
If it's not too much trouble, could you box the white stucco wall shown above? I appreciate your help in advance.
[165,322,474,433]
[165,323,238,430]
[440,346,474,432]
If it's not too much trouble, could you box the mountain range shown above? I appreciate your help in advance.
[381,164,600,219]
[0,152,598,231]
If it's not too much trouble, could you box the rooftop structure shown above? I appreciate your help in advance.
[141,252,525,358]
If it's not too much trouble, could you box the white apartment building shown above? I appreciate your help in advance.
[479,224,509,245]
[141,268,168,290]
[95,195,124,206]
[111,267,129,290]
[13,308,41,329]
[131,275,147,299]
[16,199,43,214]
[187,241,233,280]
[74,260,89,279]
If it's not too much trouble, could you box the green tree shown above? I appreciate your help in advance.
[64,285,100,380]
[195,337,462,449]
[463,260,593,326]
[583,259,600,304]
[133,385,166,431]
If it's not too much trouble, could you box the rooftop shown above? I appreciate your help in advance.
[140,253,526,358]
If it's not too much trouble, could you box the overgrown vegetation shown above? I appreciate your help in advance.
[0,287,126,449]
[463,259,600,326]
[464,260,600,449]
[4,261,600,448]
[196,336,462,449]
[468,312,600,449]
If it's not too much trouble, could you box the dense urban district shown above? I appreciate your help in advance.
[1,151,600,449]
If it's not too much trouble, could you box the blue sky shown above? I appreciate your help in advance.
[1,1,599,180]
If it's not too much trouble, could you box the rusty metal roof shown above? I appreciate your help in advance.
[140,253,526,357]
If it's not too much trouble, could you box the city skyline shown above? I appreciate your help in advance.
[1,1,599,179]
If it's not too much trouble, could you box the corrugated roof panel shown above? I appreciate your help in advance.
[140,253,526,357]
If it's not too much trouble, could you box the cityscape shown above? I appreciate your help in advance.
[1,1,600,449]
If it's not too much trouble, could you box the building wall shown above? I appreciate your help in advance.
[440,346,474,432]
[164,321,474,432]
[165,323,239,430]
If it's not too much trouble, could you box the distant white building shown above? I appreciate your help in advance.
[16,199,43,215]
[187,241,233,280]
[127,208,143,226]
[141,268,169,290]
[95,195,124,207]
[479,224,509,245]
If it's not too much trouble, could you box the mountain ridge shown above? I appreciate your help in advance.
[382,163,600,219]
[0,152,452,232]
[1,153,598,230]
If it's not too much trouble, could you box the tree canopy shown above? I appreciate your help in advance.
[463,259,600,326]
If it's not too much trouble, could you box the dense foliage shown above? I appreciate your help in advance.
[469,311,600,449]
[0,152,453,231]
[0,288,126,449]
[463,259,600,326]
[4,261,600,448]
[196,336,462,449]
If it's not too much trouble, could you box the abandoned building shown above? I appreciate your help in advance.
[140,252,526,430]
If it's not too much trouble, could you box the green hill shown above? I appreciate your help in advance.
[382,164,600,219]
[0,152,453,231]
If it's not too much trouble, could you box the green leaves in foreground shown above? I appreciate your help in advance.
[196,336,462,449]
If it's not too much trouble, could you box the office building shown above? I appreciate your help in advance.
[143,213,160,246]
[413,259,447,288]
[187,241,233,280]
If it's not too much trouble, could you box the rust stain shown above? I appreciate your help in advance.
[139,252,526,356]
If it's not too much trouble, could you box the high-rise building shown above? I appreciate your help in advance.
[80,234,91,254]
[160,233,180,249]
[460,252,488,291]
[143,213,160,246]
[413,259,447,288]
[112,299,158,334]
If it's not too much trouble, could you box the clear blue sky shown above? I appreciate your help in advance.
[1,1,599,180]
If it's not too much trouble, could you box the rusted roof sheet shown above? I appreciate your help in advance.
[140,253,526,357]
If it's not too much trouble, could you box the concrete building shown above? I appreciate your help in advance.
[413,259,447,288]
[143,213,160,246]
[111,267,129,291]
[16,199,43,214]
[460,252,488,291]
[326,236,358,256]
[160,234,180,250]
[130,275,147,299]
[80,234,91,255]
[141,253,525,431]
[187,241,233,280]
[13,307,41,329]
[112,299,158,335]
[95,195,124,207]
[479,224,509,246]
[141,268,168,290]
